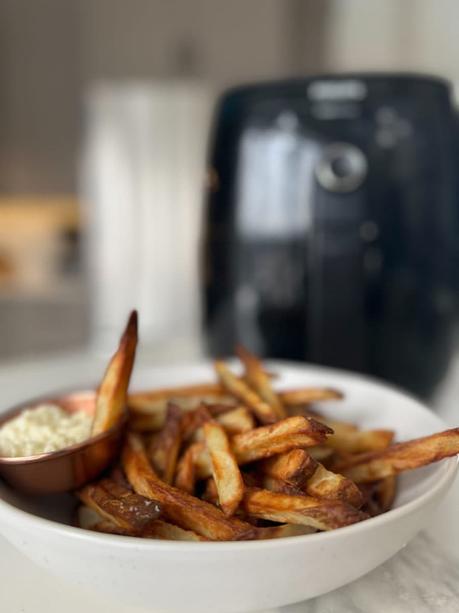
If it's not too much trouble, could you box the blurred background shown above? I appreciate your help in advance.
[1,0,459,400]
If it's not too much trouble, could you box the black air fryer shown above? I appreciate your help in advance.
[203,74,458,398]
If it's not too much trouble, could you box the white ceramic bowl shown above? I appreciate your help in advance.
[0,362,457,612]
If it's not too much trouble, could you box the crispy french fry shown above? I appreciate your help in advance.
[174,444,198,494]
[77,505,205,541]
[181,405,213,440]
[321,419,359,435]
[255,524,316,539]
[92,311,138,435]
[203,421,244,516]
[236,345,286,419]
[231,416,332,464]
[304,464,363,508]
[215,361,278,424]
[261,475,303,496]
[122,433,255,540]
[216,406,255,435]
[129,397,235,433]
[308,445,335,462]
[193,416,332,479]
[336,428,459,483]
[376,475,397,512]
[149,403,182,484]
[201,476,219,505]
[182,406,255,444]
[326,429,395,454]
[78,478,161,533]
[260,449,318,487]
[280,387,343,406]
[243,488,368,531]
[129,413,165,433]
[129,384,225,407]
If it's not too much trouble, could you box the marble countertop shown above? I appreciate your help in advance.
[1,344,458,612]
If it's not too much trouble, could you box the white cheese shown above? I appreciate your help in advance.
[0,404,93,457]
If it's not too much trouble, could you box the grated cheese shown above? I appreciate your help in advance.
[0,404,93,457]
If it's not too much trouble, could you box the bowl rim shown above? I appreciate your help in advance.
[0,390,126,465]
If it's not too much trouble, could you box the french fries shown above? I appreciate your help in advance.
[122,433,255,541]
[203,420,244,516]
[78,478,161,533]
[215,406,255,435]
[193,416,332,479]
[336,428,459,483]
[236,345,286,419]
[231,416,332,464]
[149,403,182,484]
[72,316,459,542]
[326,429,395,454]
[215,361,278,424]
[243,488,368,531]
[174,444,198,494]
[303,464,363,508]
[77,505,205,541]
[280,387,343,406]
[92,310,138,435]
[259,449,318,487]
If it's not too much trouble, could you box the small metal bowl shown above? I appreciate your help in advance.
[0,391,126,494]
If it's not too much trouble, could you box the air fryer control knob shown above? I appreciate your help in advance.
[315,143,367,193]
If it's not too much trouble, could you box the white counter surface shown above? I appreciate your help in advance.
[1,347,458,612]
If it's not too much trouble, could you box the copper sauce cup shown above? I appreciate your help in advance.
[0,391,126,494]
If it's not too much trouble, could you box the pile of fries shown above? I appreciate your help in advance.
[77,313,459,541]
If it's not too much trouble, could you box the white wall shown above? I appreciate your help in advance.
[324,0,459,90]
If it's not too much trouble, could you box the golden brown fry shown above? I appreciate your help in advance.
[129,384,225,407]
[203,420,244,516]
[78,478,161,533]
[143,519,206,541]
[255,524,316,539]
[149,403,182,484]
[77,505,205,541]
[336,428,459,483]
[236,345,286,419]
[231,416,333,464]
[260,449,318,487]
[129,413,165,433]
[215,361,278,424]
[261,475,303,496]
[304,464,363,508]
[326,429,395,454]
[216,406,255,435]
[122,433,255,541]
[129,398,250,441]
[193,416,332,479]
[182,405,255,444]
[128,388,237,431]
[243,488,368,531]
[181,405,212,441]
[201,476,219,505]
[280,387,343,406]
[308,445,335,462]
[174,444,198,494]
[321,419,359,435]
[376,475,397,512]
[92,310,138,436]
